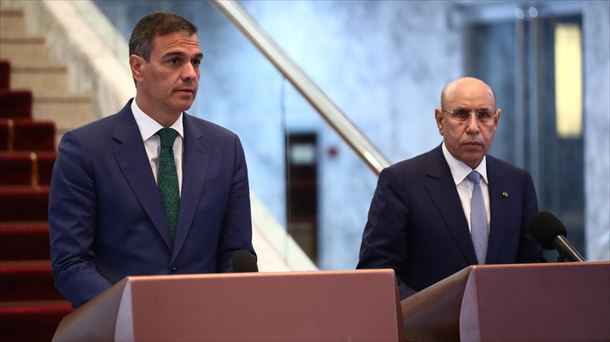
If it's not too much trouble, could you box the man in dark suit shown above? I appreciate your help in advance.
[357,77,544,299]
[48,12,255,308]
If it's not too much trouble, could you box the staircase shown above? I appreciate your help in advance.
[0,6,95,341]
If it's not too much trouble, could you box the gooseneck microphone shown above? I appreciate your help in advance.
[232,250,259,272]
[529,211,586,262]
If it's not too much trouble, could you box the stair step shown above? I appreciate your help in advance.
[0,9,25,38]
[0,9,77,342]
[0,223,50,260]
[0,118,55,151]
[0,88,32,119]
[0,151,55,186]
[0,261,63,301]
[0,300,72,341]
[0,186,49,221]
[0,59,9,88]
[33,93,95,130]
[0,37,48,66]
[10,64,68,95]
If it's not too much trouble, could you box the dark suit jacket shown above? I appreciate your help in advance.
[49,100,254,308]
[357,145,544,299]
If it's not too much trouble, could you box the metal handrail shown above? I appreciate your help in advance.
[212,0,390,175]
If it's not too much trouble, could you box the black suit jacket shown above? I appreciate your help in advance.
[357,145,544,299]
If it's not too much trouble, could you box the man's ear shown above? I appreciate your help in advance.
[434,108,444,135]
[129,54,145,83]
[494,108,502,126]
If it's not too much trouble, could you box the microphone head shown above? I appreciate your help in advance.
[232,250,258,272]
[529,211,567,250]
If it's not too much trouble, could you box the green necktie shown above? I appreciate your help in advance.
[157,128,180,237]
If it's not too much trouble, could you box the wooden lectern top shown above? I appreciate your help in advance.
[401,261,610,342]
[53,269,404,342]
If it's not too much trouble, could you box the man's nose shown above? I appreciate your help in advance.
[466,113,480,134]
[181,62,198,81]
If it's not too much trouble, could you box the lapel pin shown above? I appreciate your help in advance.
[501,192,509,198]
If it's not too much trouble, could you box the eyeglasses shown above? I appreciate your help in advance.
[441,108,497,124]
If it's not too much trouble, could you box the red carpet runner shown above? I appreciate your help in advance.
[0,59,72,341]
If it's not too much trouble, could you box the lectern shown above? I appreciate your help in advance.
[52,269,404,341]
[401,261,610,342]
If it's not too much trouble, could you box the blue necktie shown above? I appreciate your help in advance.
[156,128,180,238]
[468,171,488,264]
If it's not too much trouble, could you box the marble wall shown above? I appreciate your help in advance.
[584,1,610,261]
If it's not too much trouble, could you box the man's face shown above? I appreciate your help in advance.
[434,79,501,169]
[132,31,202,120]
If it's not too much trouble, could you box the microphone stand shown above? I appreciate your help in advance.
[553,236,586,262]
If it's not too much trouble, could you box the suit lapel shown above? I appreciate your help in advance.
[112,103,173,249]
[485,156,509,264]
[424,146,478,265]
[172,114,209,261]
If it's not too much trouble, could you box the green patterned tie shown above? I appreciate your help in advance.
[156,128,180,237]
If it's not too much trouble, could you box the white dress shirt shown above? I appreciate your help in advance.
[131,99,184,196]
[442,143,490,233]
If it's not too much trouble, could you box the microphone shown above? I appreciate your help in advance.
[232,250,258,272]
[529,211,586,262]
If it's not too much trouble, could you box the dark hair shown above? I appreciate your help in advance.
[129,12,197,61]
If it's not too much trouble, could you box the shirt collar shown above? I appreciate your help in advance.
[131,98,184,141]
[442,142,488,185]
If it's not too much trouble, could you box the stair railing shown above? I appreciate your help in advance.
[212,0,390,175]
